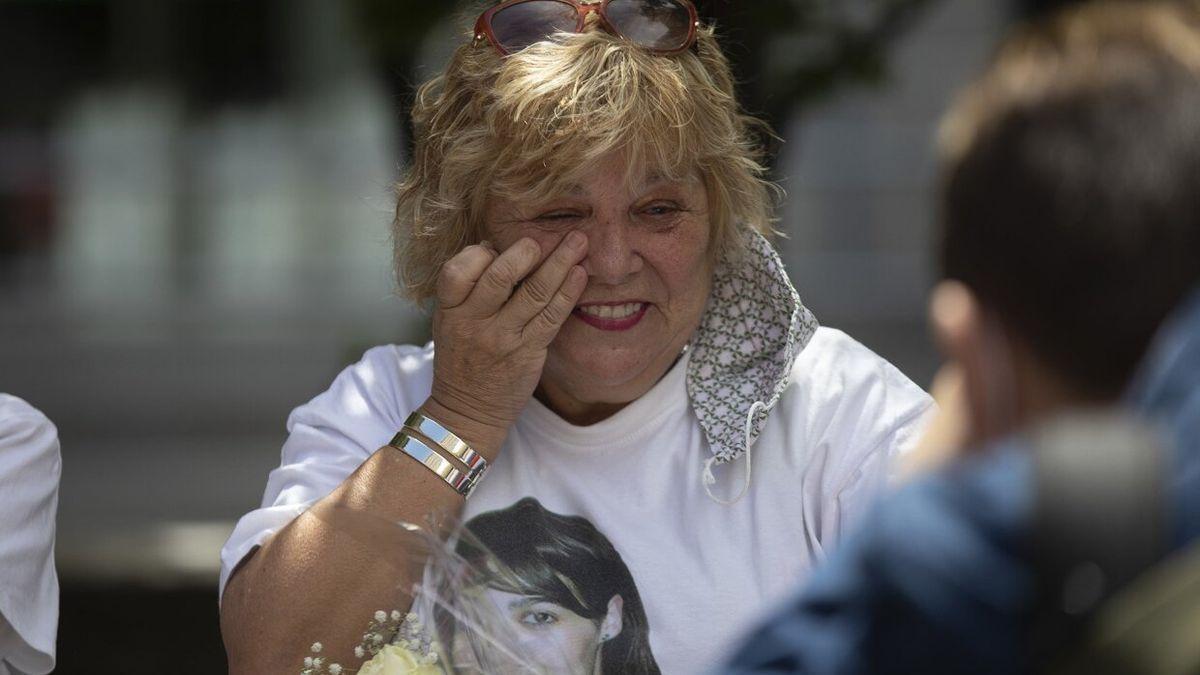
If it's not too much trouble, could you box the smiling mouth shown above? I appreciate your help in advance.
[573,302,649,331]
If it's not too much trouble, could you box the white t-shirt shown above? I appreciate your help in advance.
[220,327,932,673]
[0,396,60,675]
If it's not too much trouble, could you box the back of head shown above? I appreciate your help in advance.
[938,0,1200,398]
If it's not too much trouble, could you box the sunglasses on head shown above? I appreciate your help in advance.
[474,0,700,57]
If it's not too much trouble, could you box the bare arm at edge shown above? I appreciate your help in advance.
[219,399,500,674]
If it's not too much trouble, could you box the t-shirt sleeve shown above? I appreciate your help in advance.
[795,329,935,548]
[721,446,1034,675]
[218,345,433,599]
[830,398,934,539]
[0,395,61,675]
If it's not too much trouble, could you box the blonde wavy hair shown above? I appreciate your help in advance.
[394,9,777,302]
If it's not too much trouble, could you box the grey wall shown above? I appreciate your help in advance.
[779,0,1007,385]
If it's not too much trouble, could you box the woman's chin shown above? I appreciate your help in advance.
[544,345,658,399]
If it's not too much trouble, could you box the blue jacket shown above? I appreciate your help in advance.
[721,288,1200,674]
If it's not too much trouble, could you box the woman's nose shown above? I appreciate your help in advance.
[581,216,642,285]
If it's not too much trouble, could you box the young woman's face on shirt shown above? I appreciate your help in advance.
[483,153,713,417]
[453,587,615,674]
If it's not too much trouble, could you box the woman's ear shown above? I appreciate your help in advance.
[599,595,624,642]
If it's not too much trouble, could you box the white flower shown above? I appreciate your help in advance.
[311,642,324,653]
[329,664,343,675]
[391,610,402,622]
[357,645,444,675]
[355,646,366,659]
[406,612,418,623]
[304,657,314,668]
[375,610,388,623]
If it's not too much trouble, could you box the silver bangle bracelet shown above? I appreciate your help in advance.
[403,411,486,470]
[388,431,485,498]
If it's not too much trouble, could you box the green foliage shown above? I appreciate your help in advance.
[701,0,942,123]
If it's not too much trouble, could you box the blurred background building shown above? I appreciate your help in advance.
[0,0,1079,671]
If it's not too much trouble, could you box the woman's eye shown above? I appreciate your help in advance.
[642,203,682,217]
[535,211,580,222]
[639,202,685,231]
[520,611,559,626]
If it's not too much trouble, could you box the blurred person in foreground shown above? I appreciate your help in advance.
[0,395,60,675]
[219,1,933,672]
[722,1,1200,673]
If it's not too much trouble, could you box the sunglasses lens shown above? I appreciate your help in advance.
[605,0,693,51]
[491,1,579,54]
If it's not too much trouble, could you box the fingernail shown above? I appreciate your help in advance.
[479,240,493,251]
[566,231,585,250]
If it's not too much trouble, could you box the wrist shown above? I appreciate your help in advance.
[418,396,509,463]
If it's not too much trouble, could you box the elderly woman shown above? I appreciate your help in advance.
[219,1,933,672]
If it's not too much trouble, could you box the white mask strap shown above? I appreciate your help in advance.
[701,400,766,505]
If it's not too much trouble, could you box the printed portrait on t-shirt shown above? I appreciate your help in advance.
[439,497,661,675]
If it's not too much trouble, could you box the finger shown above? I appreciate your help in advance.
[500,230,588,328]
[466,238,543,312]
[523,265,588,346]
[436,244,498,309]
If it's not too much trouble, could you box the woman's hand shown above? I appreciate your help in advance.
[421,231,589,460]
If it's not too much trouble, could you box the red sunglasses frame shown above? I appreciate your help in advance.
[473,0,700,57]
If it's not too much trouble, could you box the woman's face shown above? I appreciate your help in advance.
[483,153,713,421]
[452,588,620,674]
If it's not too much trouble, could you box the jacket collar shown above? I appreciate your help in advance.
[1125,285,1200,546]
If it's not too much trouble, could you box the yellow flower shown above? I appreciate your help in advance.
[357,645,444,675]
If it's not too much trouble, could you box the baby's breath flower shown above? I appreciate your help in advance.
[329,665,343,675]
[391,609,402,622]
[354,646,365,659]
[374,610,388,623]
[304,656,314,668]
[311,642,323,653]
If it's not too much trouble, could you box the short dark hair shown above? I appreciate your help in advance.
[938,0,1200,396]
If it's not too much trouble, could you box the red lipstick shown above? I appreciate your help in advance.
[573,302,649,331]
